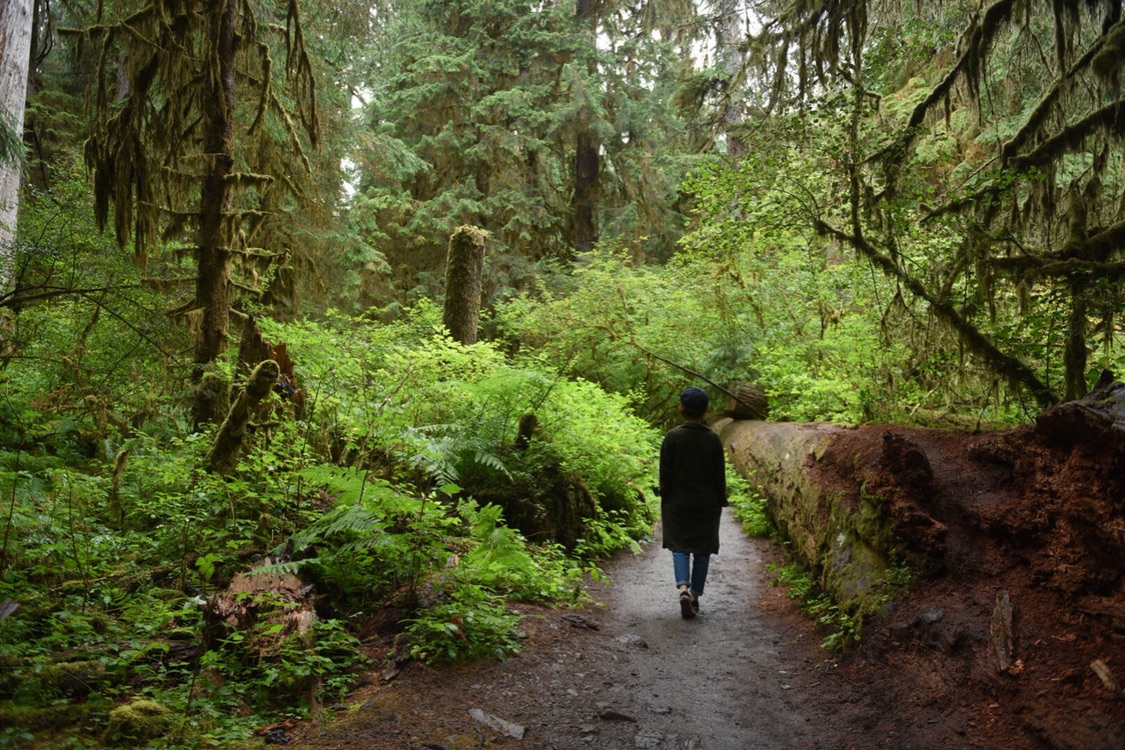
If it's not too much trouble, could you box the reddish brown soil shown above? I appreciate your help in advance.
[807,402,1124,750]
[286,408,1124,750]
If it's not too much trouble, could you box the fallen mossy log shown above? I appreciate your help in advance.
[715,418,947,615]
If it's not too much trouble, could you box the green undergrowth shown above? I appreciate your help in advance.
[726,472,775,539]
[0,304,659,749]
[766,560,862,652]
[765,552,916,652]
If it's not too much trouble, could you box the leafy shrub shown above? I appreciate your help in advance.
[727,471,774,538]
[403,584,522,664]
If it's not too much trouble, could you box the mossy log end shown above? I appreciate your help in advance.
[207,359,280,475]
[1036,374,1125,449]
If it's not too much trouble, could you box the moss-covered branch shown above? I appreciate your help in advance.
[812,217,1058,408]
[1010,98,1125,170]
[207,360,280,475]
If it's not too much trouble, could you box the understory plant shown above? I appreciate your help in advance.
[0,298,661,747]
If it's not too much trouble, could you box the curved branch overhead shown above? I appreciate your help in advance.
[746,0,1125,404]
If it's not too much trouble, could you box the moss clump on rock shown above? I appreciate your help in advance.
[103,699,173,746]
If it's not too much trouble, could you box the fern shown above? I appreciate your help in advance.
[288,503,388,554]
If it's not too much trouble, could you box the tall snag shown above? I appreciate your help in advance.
[442,225,487,346]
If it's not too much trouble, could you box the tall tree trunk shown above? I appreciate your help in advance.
[574,114,598,253]
[573,0,599,254]
[442,225,487,346]
[192,0,239,428]
[716,0,744,158]
[0,0,33,284]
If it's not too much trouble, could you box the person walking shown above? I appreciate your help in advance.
[659,386,727,619]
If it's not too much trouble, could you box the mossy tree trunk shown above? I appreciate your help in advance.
[0,0,32,283]
[75,2,319,428]
[573,0,600,255]
[442,225,487,345]
[191,0,238,429]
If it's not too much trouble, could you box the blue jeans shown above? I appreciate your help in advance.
[672,550,710,597]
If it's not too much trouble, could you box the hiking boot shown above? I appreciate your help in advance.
[679,590,695,619]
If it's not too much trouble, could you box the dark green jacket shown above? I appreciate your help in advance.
[659,422,726,554]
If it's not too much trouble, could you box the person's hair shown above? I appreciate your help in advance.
[680,403,706,420]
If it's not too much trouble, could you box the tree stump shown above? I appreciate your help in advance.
[442,225,488,345]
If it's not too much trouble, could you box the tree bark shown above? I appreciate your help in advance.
[717,0,745,158]
[0,0,33,283]
[573,0,599,254]
[1064,279,1088,401]
[192,0,239,428]
[574,121,598,253]
[442,225,487,345]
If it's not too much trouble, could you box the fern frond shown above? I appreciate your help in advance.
[290,503,387,552]
[248,559,314,577]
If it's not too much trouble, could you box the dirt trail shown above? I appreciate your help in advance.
[290,510,960,750]
[565,509,840,750]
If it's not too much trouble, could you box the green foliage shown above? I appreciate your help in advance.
[260,313,658,554]
[456,500,586,602]
[494,235,897,425]
[495,247,754,423]
[404,584,522,665]
[765,561,861,652]
[4,173,187,423]
[739,1,1125,408]
[766,552,917,652]
[0,289,667,746]
[727,472,774,539]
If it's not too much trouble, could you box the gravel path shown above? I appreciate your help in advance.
[573,509,827,749]
[507,508,865,750]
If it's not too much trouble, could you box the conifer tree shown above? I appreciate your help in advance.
[358,0,705,305]
[67,0,320,426]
